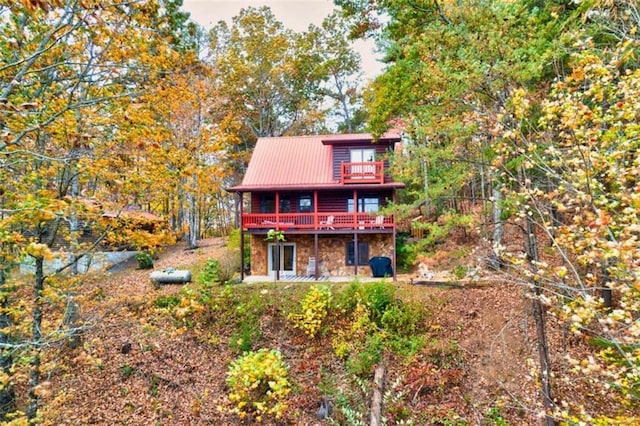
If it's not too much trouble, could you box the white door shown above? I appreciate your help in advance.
[268,243,296,277]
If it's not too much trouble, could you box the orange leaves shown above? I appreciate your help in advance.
[23,242,54,261]
[19,0,62,12]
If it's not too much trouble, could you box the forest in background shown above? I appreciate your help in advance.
[1,0,639,424]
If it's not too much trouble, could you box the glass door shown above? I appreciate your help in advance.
[268,243,296,277]
[350,148,376,179]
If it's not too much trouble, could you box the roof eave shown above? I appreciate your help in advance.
[226,182,405,193]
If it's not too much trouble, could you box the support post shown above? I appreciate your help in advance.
[314,233,319,280]
[239,192,245,281]
[354,232,359,276]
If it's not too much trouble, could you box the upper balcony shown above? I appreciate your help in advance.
[242,212,393,232]
[341,161,384,184]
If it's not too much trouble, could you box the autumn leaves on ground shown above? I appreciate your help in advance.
[24,235,534,426]
[4,1,640,425]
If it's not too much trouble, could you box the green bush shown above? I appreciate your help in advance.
[227,228,250,272]
[361,282,396,325]
[229,322,261,354]
[226,349,290,421]
[332,284,429,374]
[199,258,220,285]
[120,363,135,379]
[380,301,425,337]
[396,232,417,272]
[346,332,384,377]
[198,252,239,285]
[153,294,181,309]
[228,295,265,353]
[136,251,154,269]
[333,282,362,312]
[334,281,396,324]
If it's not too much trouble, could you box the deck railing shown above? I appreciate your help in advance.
[242,212,393,231]
[341,161,384,184]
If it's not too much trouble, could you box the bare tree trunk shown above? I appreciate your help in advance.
[68,164,80,274]
[0,261,15,419]
[601,258,613,310]
[370,364,385,426]
[521,170,555,425]
[187,191,198,249]
[492,186,503,247]
[26,256,45,421]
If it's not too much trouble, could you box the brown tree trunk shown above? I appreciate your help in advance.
[521,169,555,425]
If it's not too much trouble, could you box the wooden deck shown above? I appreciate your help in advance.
[242,275,393,283]
[242,212,393,232]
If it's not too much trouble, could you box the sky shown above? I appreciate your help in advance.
[181,0,384,80]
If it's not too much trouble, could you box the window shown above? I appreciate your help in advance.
[346,241,369,266]
[347,196,379,213]
[260,194,275,213]
[260,195,291,213]
[279,197,291,213]
[350,148,375,163]
[298,194,312,212]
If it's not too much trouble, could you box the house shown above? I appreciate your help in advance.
[228,132,405,280]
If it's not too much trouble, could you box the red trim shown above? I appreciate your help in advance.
[241,212,394,231]
[341,161,384,184]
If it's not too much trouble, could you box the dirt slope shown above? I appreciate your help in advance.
[39,237,541,425]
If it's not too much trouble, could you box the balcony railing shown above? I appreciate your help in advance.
[341,161,384,184]
[242,212,393,231]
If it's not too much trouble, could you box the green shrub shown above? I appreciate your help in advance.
[288,285,332,338]
[396,232,417,272]
[136,251,154,269]
[228,295,264,353]
[199,258,220,285]
[229,322,261,354]
[380,301,425,337]
[453,265,466,279]
[334,281,396,323]
[347,332,384,377]
[153,294,181,309]
[226,349,290,421]
[361,282,396,325]
[333,282,362,313]
[228,228,250,272]
[198,252,240,286]
[386,334,426,357]
[120,364,135,379]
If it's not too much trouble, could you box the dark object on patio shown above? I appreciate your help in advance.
[369,256,393,278]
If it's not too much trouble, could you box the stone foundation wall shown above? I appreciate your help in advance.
[249,233,394,277]
[250,234,268,275]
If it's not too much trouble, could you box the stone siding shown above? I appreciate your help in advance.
[250,233,394,277]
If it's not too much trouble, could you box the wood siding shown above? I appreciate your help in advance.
[243,189,395,232]
[249,190,393,214]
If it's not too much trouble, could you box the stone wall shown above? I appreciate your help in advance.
[250,234,268,275]
[19,251,138,275]
[249,233,394,277]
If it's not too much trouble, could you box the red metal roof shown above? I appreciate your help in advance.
[228,133,403,191]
